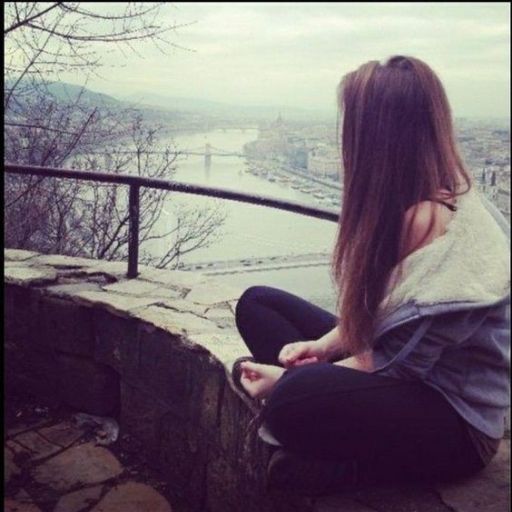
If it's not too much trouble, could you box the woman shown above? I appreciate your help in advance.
[233,56,510,495]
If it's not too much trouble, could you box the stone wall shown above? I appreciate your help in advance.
[5,249,510,512]
[4,249,312,512]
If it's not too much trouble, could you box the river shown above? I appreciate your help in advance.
[144,128,339,313]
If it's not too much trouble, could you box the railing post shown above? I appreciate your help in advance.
[127,185,140,278]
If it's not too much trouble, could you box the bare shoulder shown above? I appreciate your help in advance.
[401,200,454,258]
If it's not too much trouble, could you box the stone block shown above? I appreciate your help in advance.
[54,485,104,512]
[7,431,61,462]
[155,298,209,316]
[73,290,159,317]
[139,267,204,289]
[32,254,97,268]
[39,296,95,356]
[93,310,141,376]
[217,383,261,466]
[37,421,85,448]
[5,266,58,286]
[157,412,207,512]
[102,278,180,298]
[205,454,281,512]
[90,482,172,512]
[134,305,219,337]
[4,284,41,349]
[31,442,122,491]
[56,353,120,416]
[84,260,129,278]
[137,326,198,415]
[44,282,102,299]
[205,457,242,512]
[185,280,244,305]
[191,364,225,433]
[120,381,174,462]
[4,248,39,261]
[188,330,251,370]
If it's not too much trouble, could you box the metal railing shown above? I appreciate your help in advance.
[5,163,340,278]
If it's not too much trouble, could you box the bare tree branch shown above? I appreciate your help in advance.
[4,2,62,34]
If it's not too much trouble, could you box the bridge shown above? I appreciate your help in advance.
[180,144,244,158]
[84,144,245,167]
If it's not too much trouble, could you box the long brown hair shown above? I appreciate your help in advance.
[331,55,472,360]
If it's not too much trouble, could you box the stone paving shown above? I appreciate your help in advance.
[4,400,174,512]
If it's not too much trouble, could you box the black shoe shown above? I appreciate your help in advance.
[266,449,358,497]
[231,356,257,400]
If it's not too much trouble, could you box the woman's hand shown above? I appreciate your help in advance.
[240,361,285,399]
[278,340,326,368]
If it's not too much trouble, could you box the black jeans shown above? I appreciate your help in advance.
[235,285,485,485]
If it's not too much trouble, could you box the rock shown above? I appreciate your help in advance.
[7,431,61,461]
[32,254,97,268]
[102,279,180,298]
[31,443,123,491]
[185,280,244,305]
[435,439,510,512]
[54,485,104,512]
[92,311,140,375]
[204,306,232,319]
[5,267,58,287]
[4,498,42,512]
[203,307,236,330]
[133,305,219,336]
[5,447,21,484]
[155,298,209,316]
[45,282,102,299]
[5,260,30,267]
[139,267,204,288]
[4,249,39,261]
[73,290,159,317]
[90,482,172,512]
[120,382,173,461]
[37,422,85,449]
[85,261,130,278]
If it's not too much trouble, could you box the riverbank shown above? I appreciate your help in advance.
[244,158,342,210]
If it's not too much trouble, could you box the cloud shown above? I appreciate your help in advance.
[57,2,509,118]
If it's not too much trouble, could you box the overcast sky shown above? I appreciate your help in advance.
[78,2,509,118]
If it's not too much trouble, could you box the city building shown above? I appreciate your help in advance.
[496,180,510,223]
[307,143,341,179]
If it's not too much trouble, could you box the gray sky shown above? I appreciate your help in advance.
[79,2,510,118]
